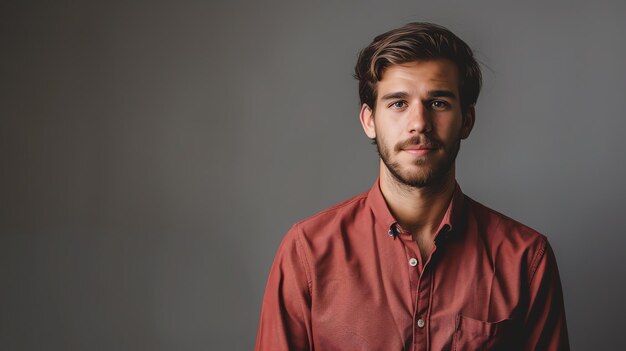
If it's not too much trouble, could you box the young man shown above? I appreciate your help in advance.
[255,22,569,351]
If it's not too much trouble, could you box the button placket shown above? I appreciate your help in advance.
[412,259,434,350]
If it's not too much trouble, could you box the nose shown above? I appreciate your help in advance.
[408,103,431,134]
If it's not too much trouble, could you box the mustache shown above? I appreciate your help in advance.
[394,136,442,152]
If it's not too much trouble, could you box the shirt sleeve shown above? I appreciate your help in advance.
[255,224,313,351]
[523,238,570,351]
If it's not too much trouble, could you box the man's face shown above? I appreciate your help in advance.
[360,59,474,188]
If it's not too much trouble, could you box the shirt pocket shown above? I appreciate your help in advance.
[452,315,512,351]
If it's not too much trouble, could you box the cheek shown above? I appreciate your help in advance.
[375,125,398,146]
[437,118,463,139]
[377,119,403,136]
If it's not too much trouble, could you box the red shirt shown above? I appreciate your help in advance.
[255,179,569,350]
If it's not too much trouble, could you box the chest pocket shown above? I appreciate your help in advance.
[452,315,513,351]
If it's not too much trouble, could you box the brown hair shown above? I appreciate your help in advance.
[354,22,482,114]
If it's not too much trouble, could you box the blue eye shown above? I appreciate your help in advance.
[390,101,407,109]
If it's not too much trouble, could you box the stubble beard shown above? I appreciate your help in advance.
[374,134,461,189]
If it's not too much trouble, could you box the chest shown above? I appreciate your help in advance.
[309,235,525,351]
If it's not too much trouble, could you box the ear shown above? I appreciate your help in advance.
[359,104,376,139]
[460,104,475,140]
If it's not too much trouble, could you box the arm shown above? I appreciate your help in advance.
[523,238,570,351]
[255,225,313,351]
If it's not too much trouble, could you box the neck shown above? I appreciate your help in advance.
[379,161,456,236]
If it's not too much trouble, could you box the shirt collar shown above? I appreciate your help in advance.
[366,177,467,238]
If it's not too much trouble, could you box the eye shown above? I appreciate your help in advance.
[389,100,407,109]
[430,100,449,110]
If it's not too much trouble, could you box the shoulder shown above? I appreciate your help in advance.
[291,190,369,235]
[279,190,371,251]
[464,196,550,273]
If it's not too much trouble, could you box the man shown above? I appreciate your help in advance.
[255,22,569,351]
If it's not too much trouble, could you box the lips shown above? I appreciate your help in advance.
[395,136,441,155]
[400,143,438,156]
[403,145,435,151]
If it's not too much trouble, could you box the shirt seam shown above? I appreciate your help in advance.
[528,236,547,283]
[294,223,313,295]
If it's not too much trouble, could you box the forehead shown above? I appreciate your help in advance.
[377,59,460,96]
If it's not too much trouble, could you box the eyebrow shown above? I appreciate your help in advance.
[380,92,409,101]
[380,90,457,100]
[428,90,457,99]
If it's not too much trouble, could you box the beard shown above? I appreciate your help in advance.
[374,133,461,189]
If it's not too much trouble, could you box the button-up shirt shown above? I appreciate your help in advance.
[255,179,569,350]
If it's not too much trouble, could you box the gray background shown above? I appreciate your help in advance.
[2,0,625,350]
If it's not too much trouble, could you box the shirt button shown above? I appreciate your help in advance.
[417,318,425,328]
[409,258,418,267]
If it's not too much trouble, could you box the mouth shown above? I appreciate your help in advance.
[402,145,437,156]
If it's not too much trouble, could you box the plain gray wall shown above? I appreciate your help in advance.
[2,0,625,349]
